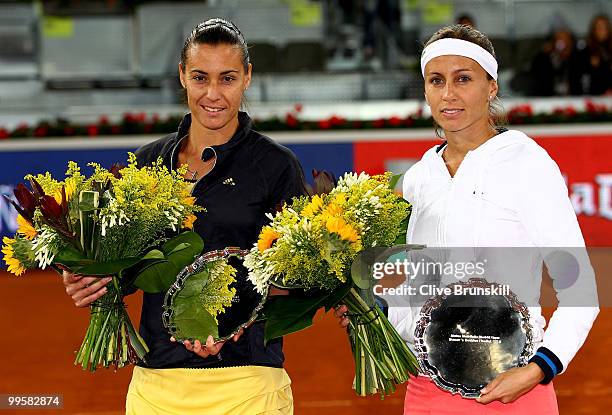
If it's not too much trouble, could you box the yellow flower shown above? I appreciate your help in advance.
[323,202,344,218]
[182,214,197,230]
[301,195,324,217]
[258,226,280,253]
[2,237,26,276]
[64,178,77,201]
[16,215,37,240]
[182,196,197,206]
[325,217,359,243]
[332,193,347,205]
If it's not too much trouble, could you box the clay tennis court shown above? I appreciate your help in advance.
[1,249,610,414]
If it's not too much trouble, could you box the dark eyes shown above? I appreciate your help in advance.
[191,75,236,83]
[429,75,471,85]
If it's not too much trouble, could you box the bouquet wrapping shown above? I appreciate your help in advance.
[244,172,419,396]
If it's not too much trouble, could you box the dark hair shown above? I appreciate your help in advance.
[423,24,506,137]
[587,14,612,50]
[180,18,250,73]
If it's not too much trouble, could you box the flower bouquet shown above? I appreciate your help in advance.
[2,153,205,371]
[244,172,419,396]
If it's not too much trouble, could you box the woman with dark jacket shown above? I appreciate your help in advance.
[63,19,306,414]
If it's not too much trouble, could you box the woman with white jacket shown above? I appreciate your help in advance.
[337,24,598,414]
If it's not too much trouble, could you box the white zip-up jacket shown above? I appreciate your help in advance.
[388,129,599,381]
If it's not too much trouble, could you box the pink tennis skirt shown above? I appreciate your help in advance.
[404,375,559,415]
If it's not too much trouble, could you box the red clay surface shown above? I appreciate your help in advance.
[1,249,610,414]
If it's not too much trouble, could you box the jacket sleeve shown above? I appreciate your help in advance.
[387,161,423,342]
[516,145,599,379]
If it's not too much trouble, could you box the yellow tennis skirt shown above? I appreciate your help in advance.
[126,365,293,415]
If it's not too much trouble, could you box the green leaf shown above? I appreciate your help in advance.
[55,245,142,275]
[262,288,347,343]
[388,173,403,190]
[164,233,204,270]
[67,257,142,275]
[176,270,209,299]
[173,297,219,340]
[170,267,218,340]
[131,233,205,293]
[162,232,204,257]
[142,249,165,260]
[55,245,87,264]
[132,260,178,293]
[393,201,412,246]
[322,282,351,311]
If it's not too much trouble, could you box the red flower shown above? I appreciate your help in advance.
[0,128,9,139]
[124,113,135,123]
[87,125,99,136]
[98,115,110,125]
[585,100,606,113]
[373,118,385,128]
[136,112,147,122]
[318,119,331,129]
[294,103,303,113]
[388,116,402,127]
[329,115,345,126]
[11,183,38,220]
[34,126,48,137]
[286,113,299,128]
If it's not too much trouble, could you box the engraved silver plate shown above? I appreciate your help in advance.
[414,278,533,398]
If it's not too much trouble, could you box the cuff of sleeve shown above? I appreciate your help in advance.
[529,346,564,384]
[374,295,389,318]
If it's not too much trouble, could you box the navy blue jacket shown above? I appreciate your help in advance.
[134,112,306,368]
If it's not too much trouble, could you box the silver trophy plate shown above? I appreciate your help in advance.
[414,278,533,398]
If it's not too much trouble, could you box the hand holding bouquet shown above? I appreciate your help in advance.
[2,153,204,371]
[244,172,419,396]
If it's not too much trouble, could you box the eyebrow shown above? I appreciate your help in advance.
[190,69,239,75]
[427,68,474,76]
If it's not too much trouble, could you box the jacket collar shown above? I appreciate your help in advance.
[170,111,254,170]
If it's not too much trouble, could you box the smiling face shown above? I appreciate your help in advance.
[179,43,252,138]
[424,55,497,137]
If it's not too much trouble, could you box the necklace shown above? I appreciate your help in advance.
[185,167,198,181]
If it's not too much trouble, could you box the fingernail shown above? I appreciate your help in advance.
[101,287,107,294]
[105,277,112,282]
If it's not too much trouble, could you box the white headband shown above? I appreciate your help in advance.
[421,38,498,81]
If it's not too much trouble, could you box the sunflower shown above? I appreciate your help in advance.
[325,217,359,243]
[182,214,197,230]
[16,215,37,240]
[2,237,26,276]
[301,194,324,217]
[323,202,344,218]
[257,226,280,253]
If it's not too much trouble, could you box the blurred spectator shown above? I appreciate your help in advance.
[362,0,402,68]
[527,28,584,96]
[456,13,476,28]
[581,14,612,95]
